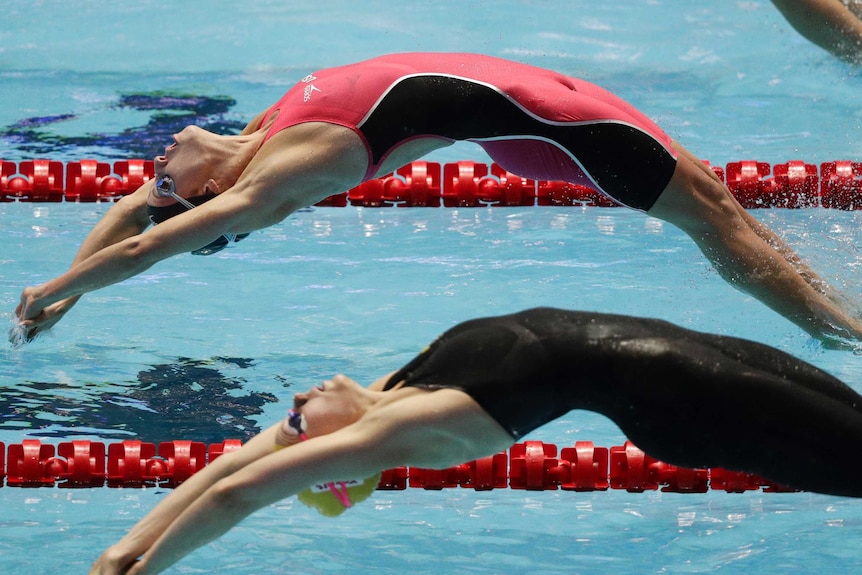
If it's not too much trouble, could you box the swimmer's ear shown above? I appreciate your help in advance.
[204,179,222,195]
[297,474,381,517]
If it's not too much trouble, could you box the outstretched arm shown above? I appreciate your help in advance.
[93,385,509,575]
[11,112,271,346]
[90,416,390,575]
[14,122,367,345]
[771,0,862,64]
[121,426,387,575]
[15,188,244,330]
[12,182,152,343]
[89,421,297,575]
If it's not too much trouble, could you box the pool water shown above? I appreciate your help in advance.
[4,204,862,574]
[2,0,862,573]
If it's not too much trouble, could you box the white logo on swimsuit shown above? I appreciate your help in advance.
[301,74,320,102]
[303,84,321,102]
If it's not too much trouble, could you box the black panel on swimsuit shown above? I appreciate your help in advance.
[357,75,677,208]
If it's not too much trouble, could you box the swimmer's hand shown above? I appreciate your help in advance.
[7,319,29,349]
[11,287,78,346]
[88,547,140,575]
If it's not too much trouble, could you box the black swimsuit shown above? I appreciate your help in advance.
[384,307,862,496]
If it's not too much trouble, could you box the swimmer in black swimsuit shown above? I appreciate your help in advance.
[91,307,862,575]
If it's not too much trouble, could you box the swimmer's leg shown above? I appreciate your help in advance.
[596,330,862,496]
[647,141,862,345]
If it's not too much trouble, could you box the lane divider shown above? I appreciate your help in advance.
[0,438,795,493]
[1,159,861,208]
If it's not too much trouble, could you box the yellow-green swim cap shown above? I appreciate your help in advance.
[297,474,381,517]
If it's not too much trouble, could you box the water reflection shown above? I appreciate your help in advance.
[0,356,278,444]
[0,92,245,160]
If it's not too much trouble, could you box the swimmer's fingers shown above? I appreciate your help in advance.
[7,322,36,348]
[16,286,42,321]
[8,313,49,347]
[274,417,304,449]
[9,319,55,349]
[9,297,39,347]
[11,297,78,346]
[88,549,139,575]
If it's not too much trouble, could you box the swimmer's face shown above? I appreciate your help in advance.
[151,125,218,203]
[292,374,369,437]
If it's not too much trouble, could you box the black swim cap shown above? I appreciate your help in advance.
[146,191,250,255]
[147,191,218,224]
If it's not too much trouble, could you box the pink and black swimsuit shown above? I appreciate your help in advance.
[260,53,678,210]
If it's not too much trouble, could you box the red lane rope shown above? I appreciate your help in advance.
[0,438,794,493]
[1,158,861,208]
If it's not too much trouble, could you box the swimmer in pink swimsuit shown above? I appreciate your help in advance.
[15,53,862,346]
[258,53,676,209]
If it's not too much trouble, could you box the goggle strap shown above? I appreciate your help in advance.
[165,190,198,212]
[163,188,237,243]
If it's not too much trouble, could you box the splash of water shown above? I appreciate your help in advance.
[6,316,29,350]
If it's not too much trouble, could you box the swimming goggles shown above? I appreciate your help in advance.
[152,175,247,256]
